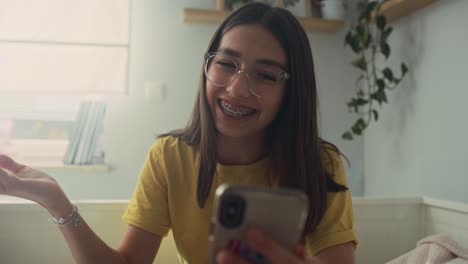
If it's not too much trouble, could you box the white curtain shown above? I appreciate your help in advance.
[0,0,130,94]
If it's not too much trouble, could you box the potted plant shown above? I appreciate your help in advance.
[224,0,254,10]
[319,0,347,20]
[223,0,300,11]
[274,0,301,8]
[342,0,408,140]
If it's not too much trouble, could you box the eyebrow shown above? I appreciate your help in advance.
[217,48,287,71]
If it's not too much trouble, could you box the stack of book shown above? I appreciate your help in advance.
[63,101,106,165]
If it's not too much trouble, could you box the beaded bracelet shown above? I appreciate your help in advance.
[49,204,82,227]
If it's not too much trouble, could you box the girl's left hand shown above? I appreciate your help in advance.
[216,228,315,264]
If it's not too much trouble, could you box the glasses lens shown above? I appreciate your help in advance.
[205,54,237,87]
[247,66,285,97]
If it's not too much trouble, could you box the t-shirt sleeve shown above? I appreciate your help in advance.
[122,139,171,236]
[304,149,358,255]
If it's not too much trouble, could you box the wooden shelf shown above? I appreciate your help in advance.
[182,8,344,33]
[184,0,440,32]
[378,0,440,22]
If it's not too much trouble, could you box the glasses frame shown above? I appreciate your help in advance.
[204,52,290,98]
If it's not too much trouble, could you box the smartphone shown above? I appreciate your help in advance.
[208,184,309,264]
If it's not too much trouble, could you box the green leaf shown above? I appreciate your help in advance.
[355,98,369,105]
[382,68,394,82]
[401,63,409,75]
[360,1,378,22]
[381,42,391,59]
[352,41,362,53]
[381,27,393,41]
[352,56,367,71]
[366,1,378,12]
[376,15,386,30]
[345,31,353,46]
[372,109,379,121]
[351,118,367,135]
[342,131,353,140]
[347,101,357,113]
[356,25,365,37]
[357,118,367,128]
[351,125,362,135]
[348,97,368,113]
[382,91,388,103]
[345,32,362,53]
[354,98,368,110]
[371,88,388,105]
[376,78,385,89]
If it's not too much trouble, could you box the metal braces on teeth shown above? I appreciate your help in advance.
[220,101,253,117]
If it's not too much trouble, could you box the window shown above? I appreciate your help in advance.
[0,0,130,166]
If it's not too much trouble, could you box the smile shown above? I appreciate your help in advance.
[218,99,257,118]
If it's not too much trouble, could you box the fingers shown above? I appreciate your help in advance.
[0,168,18,194]
[215,229,305,264]
[247,228,302,264]
[0,155,25,174]
[0,155,43,180]
[216,250,250,264]
[0,168,9,181]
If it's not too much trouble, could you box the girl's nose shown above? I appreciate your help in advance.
[225,70,251,98]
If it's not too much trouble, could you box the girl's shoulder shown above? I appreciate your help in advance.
[319,141,341,166]
[153,134,182,148]
[319,141,348,186]
[150,135,198,162]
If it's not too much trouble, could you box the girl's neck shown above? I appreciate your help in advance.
[216,133,267,165]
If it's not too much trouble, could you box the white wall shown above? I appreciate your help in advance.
[41,0,362,200]
[363,0,468,203]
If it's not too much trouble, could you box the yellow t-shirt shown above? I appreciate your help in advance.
[122,136,358,263]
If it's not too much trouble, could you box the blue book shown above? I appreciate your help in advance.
[63,101,91,165]
[75,102,99,165]
[85,102,106,164]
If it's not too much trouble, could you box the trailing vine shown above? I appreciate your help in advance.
[342,0,408,140]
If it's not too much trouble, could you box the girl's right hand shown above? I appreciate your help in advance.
[0,154,73,217]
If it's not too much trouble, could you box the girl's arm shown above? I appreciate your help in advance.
[0,155,162,264]
[308,242,355,264]
[56,200,162,264]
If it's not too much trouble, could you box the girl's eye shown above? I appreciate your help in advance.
[216,61,236,69]
[256,72,277,82]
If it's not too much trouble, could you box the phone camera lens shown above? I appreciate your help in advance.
[219,194,245,228]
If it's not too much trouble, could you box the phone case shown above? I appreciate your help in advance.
[208,184,309,264]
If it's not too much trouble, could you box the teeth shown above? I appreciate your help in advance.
[219,100,255,118]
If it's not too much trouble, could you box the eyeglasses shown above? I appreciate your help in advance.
[204,52,289,98]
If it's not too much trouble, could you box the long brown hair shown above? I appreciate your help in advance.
[161,3,347,236]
